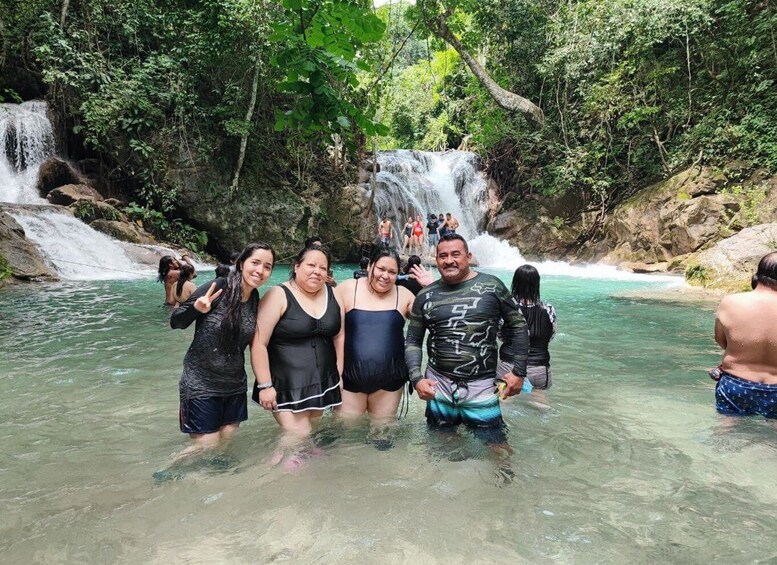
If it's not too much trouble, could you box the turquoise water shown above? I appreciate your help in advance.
[1,266,775,563]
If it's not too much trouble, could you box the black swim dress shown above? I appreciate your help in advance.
[343,281,409,394]
[268,284,342,412]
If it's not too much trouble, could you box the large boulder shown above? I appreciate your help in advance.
[46,184,104,206]
[0,210,58,282]
[69,200,125,224]
[685,223,777,291]
[36,158,83,197]
[90,219,156,244]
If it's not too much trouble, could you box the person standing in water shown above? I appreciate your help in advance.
[173,263,197,307]
[713,252,777,418]
[378,218,393,248]
[506,264,557,390]
[158,254,196,305]
[335,248,416,430]
[406,234,529,443]
[253,245,344,443]
[169,242,275,455]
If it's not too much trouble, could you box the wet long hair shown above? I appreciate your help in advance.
[289,244,331,281]
[752,251,777,290]
[511,264,540,304]
[219,242,276,352]
[176,263,194,296]
[157,255,175,283]
[510,264,550,338]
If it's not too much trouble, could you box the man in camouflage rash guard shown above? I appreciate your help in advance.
[405,234,529,438]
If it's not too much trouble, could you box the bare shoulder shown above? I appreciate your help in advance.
[336,278,357,306]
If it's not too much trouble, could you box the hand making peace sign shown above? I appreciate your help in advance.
[194,282,223,313]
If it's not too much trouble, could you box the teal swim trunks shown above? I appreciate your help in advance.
[424,366,506,443]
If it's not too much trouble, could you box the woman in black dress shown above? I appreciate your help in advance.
[253,245,344,441]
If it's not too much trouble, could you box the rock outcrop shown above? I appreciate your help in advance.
[46,183,104,206]
[36,158,84,197]
[493,166,777,281]
[685,223,777,291]
[0,210,58,282]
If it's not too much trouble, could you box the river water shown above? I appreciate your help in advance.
[1,266,775,564]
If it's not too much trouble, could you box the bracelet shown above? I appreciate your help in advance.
[256,381,273,390]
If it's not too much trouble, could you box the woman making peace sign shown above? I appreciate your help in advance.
[170,242,275,455]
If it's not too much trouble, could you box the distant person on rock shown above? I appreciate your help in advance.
[158,254,196,306]
[353,257,369,279]
[378,218,393,248]
[713,251,777,419]
[426,213,440,255]
[445,212,459,235]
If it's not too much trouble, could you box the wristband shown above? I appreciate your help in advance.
[255,381,273,390]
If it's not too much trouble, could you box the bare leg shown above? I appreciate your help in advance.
[337,390,369,426]
[366,389,402,423]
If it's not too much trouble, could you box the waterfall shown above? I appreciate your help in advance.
[371,149,524,267]
[0,102,171,280]
[7,206,147,280]
[0,101,52,204]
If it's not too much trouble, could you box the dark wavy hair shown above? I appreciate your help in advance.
[752,251,777,290]
[402,254,421,275]
[370,247,401,272]
[289,245,332,281]
[219,242,276,352]
[176,263,195,296]
[157,255,176,283]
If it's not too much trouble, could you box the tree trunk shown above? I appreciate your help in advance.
[60,0,70,28]
[424,12,544,128]
[230,58,261,194]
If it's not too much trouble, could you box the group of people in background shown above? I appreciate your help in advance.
[158,232,558,469]
[378,211,459,257]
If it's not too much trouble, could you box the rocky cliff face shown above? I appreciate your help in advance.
[490,165,777,283]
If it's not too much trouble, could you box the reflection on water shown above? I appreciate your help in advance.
[1,269,775,563]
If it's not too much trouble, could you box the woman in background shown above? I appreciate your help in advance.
[174,263,197,306]
[508,264,556,389]
[158,254,196,305]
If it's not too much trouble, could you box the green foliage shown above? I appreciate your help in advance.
[0,253,11,281]
[269,0,387,138]
[71,200,122,223]
[720,183,769,227]
[124,203,208,252]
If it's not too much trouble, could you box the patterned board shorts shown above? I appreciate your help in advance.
[715,372,777,419]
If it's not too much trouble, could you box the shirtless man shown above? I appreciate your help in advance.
[713,251,777,418]
[445,212,459,234]
[378,218,392,248]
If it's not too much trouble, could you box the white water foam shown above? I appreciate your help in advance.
[9,208,149,280]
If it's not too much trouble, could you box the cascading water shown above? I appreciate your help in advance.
[0,101,52,204]
[0,102,157,280]
[370,149,526,267]
[370,149,681,282]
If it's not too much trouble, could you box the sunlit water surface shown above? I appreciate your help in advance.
[1,266,775,563]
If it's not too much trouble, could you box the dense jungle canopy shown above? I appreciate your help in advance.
[1,0,776,250]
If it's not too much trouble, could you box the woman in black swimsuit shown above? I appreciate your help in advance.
[335,248,415,425]
[253,245,344,440]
